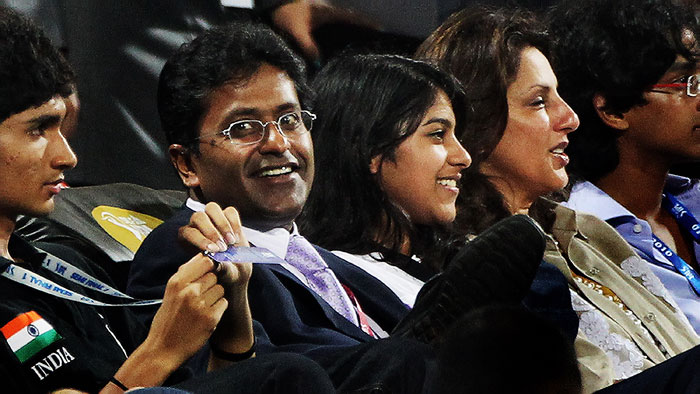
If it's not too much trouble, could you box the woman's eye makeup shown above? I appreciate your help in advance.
[530,96,546,107]
[523,85,552,108]
[427,129,446,140]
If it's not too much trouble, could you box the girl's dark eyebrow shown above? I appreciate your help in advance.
[422,117,453,128]
[526,84,551,93]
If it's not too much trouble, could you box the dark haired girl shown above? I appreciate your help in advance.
[301,54,471,305]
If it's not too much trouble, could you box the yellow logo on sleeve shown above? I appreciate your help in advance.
[91,206,164,252]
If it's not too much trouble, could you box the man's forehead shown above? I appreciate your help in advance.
[667,58,697,70]
[0,97,66,128]
[655,28,700,75]
[201,65,301,126]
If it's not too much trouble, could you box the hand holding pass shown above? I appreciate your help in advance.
[146,254,228,365]
[179,202,253,290]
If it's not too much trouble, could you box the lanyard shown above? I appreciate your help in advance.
[1,250,162,307]
[652,194,700,296]
[662,193,700,241]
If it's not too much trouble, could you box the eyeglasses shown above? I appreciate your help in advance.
[650,74,700,97]
[194,110,316,146]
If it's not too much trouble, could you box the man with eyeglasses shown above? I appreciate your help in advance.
[549,0,700,334]
[126,22,443,393]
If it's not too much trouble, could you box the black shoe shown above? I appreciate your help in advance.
[391,214,546,344]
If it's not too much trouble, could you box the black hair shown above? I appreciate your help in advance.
[0,7,74,123]
[157,22,311,153]
[549,0,698,183]
[417,6,549,234]
[299,54,467,271]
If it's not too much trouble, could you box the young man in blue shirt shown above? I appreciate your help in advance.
[551,0,700,333]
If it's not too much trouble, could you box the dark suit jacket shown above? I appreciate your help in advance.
[126,207,410,356]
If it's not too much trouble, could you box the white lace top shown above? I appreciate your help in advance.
[570,290,648,380]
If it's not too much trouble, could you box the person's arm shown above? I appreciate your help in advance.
[252,0,319,61]
[268,1,320,62]
[188,205,255,370]
[254,0,377,63]
[208,269,255,371]
[100,253,238,393]
[178,203,256,370]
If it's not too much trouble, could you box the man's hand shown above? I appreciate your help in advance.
[107,251,256,388]
[178,202,252,293]
[147,254,228,363]
[180,202,248,252]
[109,254,234,389]
[178,202,256,367]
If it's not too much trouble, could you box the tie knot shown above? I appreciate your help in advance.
[286,235,327,273]
[284,235,360,324]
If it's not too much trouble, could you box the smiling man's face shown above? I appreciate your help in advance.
[180,64,314,230]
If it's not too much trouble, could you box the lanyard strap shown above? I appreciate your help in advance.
[1,250,162,307]
[41,253,140,299]
[662,193,700,242]
[651,235,700,297]
[652,193,700,296]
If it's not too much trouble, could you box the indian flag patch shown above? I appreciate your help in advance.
[1,311,61,363]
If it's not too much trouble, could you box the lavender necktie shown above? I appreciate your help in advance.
[285,235,357,323]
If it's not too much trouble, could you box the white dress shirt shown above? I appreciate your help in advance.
[331,251,423,308]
